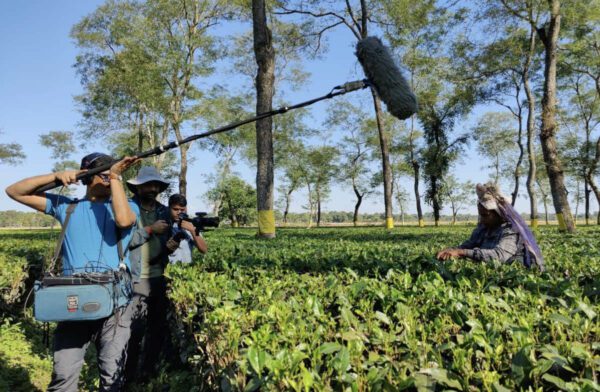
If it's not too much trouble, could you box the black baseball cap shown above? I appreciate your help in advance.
[80,152,113,170]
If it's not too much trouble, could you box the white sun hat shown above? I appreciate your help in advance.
[126,166,170,193]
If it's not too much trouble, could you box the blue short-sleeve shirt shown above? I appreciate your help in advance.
[45,193,139,274]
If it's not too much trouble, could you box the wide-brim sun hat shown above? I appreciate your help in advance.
[127,166,170,193]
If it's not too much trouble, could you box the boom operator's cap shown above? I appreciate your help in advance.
[80,152,113,170]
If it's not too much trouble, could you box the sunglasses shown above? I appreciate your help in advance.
[97,173,111,182]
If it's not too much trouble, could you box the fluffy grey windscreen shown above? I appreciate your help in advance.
[356,37,418,120]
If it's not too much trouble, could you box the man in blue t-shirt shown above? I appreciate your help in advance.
[5,152,139,392]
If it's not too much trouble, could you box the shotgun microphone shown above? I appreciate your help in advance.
[34,38,416,193]
[356,36,418,120]
[332,79,369,93]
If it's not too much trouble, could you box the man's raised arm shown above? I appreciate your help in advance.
[109,157,139,228]
[5,170,85,212]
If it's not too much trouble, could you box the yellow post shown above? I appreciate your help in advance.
[385,217,394,229]
[556,212,567,231]
[531,218,538,229]
[258,210,276,237]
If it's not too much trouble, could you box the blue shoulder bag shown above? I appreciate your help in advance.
[33,202,132,322]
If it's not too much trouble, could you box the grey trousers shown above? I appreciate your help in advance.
[47,304,133,392]
[124,277,170,383]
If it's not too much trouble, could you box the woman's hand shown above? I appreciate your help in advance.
[436,248,464,261]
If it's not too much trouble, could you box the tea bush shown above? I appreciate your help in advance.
[167,226,599,391]
[0,226,598,391]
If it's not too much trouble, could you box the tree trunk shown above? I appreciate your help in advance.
[253,0,276,238]
[574,180,581,224]
[178,146,189,196]
[451,199,457,225]
[536,0,575,232]
[586,136,600,224]
[431,176,441,226]
[410,77,424,227]
[316,187,322,227]
[584,178,590,225]
[371,91,394,229]
[413,161,424,227]
[153,119,170,170]
[212,195,223,217]
[524,26,539,228]
[512,107,524,206]
[592,181,600,224]
[494,154,500,184]
[283,188,293,225]
[137,110,144,153]
[306,183,314,228]
[171,114,189,197]
[353,180,363,227]
[230,212,239,228]
[169,2,199,198]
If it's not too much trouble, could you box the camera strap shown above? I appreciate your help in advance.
[48,201,78,274]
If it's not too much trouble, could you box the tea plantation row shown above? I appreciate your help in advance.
[0,226,599,391]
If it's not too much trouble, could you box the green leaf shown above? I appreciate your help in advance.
[542,374,567,390]
[367,367,382,384]
[534,359,554,376]
[375,311,391,325]
[576,301,597,320]
[548,313,572,326]
[302,366,314,392]
[318,342,342,355]
[247,346,265,374]
[492,382,511,392]
[511,346,533,385]
[414,373,435,392]
[419,368,463,391]
[334,347,350,374]
[244,376,263,392]
[570,343,591,359]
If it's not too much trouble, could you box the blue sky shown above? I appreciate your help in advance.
[1,1,592,218]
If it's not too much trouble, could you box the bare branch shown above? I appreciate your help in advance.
[276,6,361,40]
[344,0,361,35]
[309,21,344,53]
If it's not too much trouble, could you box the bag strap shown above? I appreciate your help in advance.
[116,228,124,263]
[116,213,133,267]
[49,201,78,273]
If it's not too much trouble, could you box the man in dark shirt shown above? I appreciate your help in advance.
[124,166,171,383]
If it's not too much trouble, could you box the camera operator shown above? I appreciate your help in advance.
[124,166,171,384]
[166,194,208,262]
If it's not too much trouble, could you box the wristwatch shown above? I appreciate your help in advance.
[110,173,123,181]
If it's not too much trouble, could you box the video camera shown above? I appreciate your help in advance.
[174,212,219,238]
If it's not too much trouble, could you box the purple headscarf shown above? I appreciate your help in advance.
[476,183,544,271]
